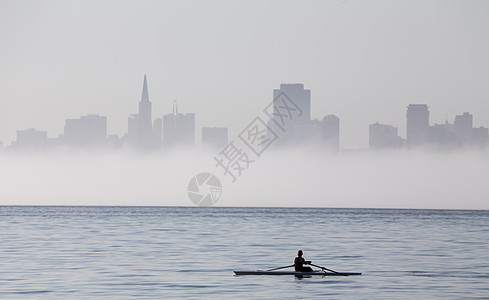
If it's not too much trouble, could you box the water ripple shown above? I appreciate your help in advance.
[1,206,488,298]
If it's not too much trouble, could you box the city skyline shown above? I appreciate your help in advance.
[2,75,488,151]
[1,1,488,149]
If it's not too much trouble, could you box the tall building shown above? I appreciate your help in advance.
[126,75,157,149]
[268,83,311,144]
[265,83,340,151]
[63,114,107,147]
[429,121,458,149]
[321,115,340,152]
[450,112,488,147]
[369,122,402,150]
[138,74,152,144]
[294,115,340,152]
[202,127,228,149]
[163,102,195,148]
[454,112,473,143]
[14,128,48,150]
[406,104,430,148]
[274,83,311,122]
[472,127,489,147]
[153,117,162,148]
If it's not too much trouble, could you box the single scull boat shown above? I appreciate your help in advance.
[234,270,362,276]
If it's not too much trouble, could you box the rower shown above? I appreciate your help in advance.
[294,250,313,272]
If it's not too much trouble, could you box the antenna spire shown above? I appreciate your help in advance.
[173,100,178,115]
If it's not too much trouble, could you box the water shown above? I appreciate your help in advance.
[1,207,488,299]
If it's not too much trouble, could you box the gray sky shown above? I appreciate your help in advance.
[1,0,488,149]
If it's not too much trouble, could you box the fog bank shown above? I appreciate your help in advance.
[1,149,487,209]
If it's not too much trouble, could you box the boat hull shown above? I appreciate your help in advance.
[234,270,362,276]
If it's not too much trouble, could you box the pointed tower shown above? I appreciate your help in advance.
[141,74,150,103]
[138,74,153,147]
[125,75,159,149]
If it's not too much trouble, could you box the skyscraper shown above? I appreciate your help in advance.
[454,112,473,141]
[126,75,156,149]
[14,128,48,150]
[265,83,341,151]
[153,117,162,148]
[267,83,311,145]
[406,104,430,148]
[274,83,311,122]
[321,114,340,152]
[369,122,402,150]
[138,75,152,145]
[162,102,195,148]
[472,126,489,147]
[63,114,107,147]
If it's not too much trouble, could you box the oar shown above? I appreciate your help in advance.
[266,264,295,271]
[309,263,347,276]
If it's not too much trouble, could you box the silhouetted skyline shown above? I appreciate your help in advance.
[370,107,488,150]
[2,76,488,152]
[1,1,488,150]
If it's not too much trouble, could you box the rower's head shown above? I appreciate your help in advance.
[297,250,303,257]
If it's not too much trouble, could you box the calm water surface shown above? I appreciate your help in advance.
[1,206,488,299]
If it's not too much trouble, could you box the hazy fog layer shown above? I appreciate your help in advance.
[1,149,487,209]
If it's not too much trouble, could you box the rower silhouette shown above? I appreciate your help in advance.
[294,250,313,272]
